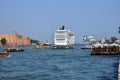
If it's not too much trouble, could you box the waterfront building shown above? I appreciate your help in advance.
[0,33,30,45]
[54,26,75,46]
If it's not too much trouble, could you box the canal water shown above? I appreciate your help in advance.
[0,45,119,80]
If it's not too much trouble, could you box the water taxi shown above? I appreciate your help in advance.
[34,39,51,49]
[34,44,51,49]
[81,44,91,49]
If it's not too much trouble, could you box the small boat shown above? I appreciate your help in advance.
[34,40,51,49]
[0,52,9,58]
[81,44,91,49]
[34,44,51,49]
[81,47,90,49]
[4,47,24,52]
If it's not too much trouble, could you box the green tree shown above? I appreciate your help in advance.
[1,38,7,45]
[30,39,40,45]
[110,37,117,43]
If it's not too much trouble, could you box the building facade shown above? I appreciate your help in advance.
[0,33,30,45]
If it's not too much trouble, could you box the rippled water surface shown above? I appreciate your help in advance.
[0,45,119,80]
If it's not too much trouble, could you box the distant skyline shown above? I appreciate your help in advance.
[0,0,120,43]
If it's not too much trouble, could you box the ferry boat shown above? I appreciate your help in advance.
[52,26,75,49]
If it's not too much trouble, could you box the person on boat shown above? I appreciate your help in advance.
[4,50,8,53]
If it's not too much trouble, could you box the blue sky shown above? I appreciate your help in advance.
[0,0,120,43]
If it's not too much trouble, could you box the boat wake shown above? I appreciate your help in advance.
[7,54,11,57]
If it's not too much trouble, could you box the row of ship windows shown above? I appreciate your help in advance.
[56,39,65,41]
[55,35,67,38]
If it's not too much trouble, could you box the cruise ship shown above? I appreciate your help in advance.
[53,26,75,49]
[80,36,97,49]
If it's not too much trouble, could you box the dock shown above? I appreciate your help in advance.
[90,46,120,55]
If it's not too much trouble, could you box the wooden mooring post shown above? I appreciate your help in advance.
[118,60,120,80]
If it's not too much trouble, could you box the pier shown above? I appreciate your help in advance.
[118,60,120,80]
[91,46,120,55]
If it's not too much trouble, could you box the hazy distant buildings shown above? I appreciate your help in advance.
[80,36,96,44]
[0,33,30,45]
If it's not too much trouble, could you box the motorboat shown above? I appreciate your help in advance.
[4,47,24,52]
[81,44,91,49]
[0,51,9,58]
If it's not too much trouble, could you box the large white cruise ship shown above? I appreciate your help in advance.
[53,26,75,49]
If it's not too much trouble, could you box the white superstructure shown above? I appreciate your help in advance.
[81,36,96,44]
[54,26,75,46]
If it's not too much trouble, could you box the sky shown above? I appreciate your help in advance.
[0,0,120,43]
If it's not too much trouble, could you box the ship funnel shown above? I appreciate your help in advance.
[59,26,65,30]
[62,26,65,30]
